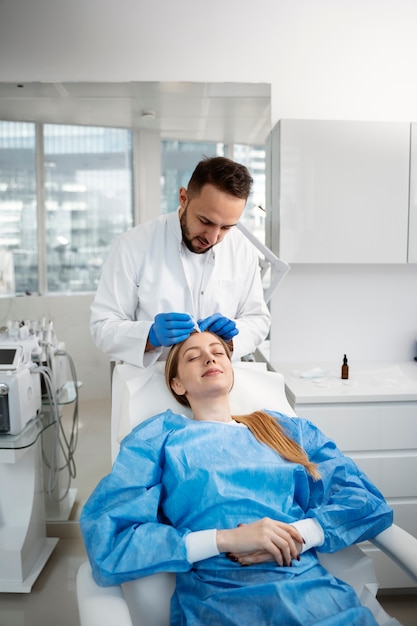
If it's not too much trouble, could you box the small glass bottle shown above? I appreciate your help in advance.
[341,354,349,379]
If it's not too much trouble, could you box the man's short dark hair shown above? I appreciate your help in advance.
[187,156,253,200]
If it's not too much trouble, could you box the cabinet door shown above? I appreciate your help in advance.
[267,120,410,263]
[409,123,417,263]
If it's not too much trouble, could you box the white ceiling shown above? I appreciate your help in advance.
[0,81,271,145]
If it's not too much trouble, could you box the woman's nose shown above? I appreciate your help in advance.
[205,354,215,364]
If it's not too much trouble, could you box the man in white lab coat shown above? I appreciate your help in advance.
[90,156,271,368]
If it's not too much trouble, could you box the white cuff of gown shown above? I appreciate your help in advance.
[291,518,325,553]
[186,529,219,563]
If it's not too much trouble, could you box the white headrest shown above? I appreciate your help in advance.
[112,362,295,454]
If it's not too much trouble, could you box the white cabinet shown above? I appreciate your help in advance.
[269,360,417,589]
[0,429,58,592]
[409,123,417,263]
[266,120,411,263]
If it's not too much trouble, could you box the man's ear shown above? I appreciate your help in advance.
[179,187,188,209]
[171,376,186,396]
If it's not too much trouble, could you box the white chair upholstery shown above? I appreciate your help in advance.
[78,362,417,626]
[111,361,291,461]
[77,560,134,626]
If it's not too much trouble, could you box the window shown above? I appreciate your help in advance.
[233,144,266,246]
[0,121,134,295]
[161,141,224,214]
[161,140,266,244]
[0,126,265,296]
[43,125,133,293]
[0,121,37,295]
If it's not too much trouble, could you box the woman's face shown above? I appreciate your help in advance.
[170,332,233,402]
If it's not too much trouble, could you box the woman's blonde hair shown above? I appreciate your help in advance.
[165,333,319,479]
[232,411,320,480]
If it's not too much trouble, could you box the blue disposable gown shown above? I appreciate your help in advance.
[80,411,393,625]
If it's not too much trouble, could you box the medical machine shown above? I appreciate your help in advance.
[0,317,80,591]
[0,333,42,435]
[0,318,79,502]
[0,318,65,435]
[0,358,41,435]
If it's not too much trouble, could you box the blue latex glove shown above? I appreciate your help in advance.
[148,312,195,348]
[198,313,239,341]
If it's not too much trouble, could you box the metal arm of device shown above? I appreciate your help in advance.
[236,221,290,303]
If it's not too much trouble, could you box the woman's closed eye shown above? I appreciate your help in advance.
[186,349,202,361]
[188,352,225,362]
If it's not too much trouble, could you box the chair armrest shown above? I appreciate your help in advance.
[370,523,417,585]
[76,561,133,626]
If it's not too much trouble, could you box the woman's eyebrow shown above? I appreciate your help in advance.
[182,346,201,356]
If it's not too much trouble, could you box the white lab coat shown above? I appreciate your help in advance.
[90,210,271,368]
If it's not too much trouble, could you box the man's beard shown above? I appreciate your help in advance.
[180,206,213,254]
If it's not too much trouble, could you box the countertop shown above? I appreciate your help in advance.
[255,343,417,404]
[272,361,417,404]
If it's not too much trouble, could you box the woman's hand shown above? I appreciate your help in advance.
[216,518,304,567]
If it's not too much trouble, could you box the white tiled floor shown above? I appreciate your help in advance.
[1,397,416,626]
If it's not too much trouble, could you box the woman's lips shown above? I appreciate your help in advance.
[203,368,222,377]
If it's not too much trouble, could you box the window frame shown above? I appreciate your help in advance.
[0,123,266,297]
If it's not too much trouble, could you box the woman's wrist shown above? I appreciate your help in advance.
[186,529,219,563]
[290,519,324,553]
[216,528,233,553]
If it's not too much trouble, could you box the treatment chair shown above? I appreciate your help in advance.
[77,362,417,626]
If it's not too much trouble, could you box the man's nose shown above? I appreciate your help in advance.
[204,225,221,244]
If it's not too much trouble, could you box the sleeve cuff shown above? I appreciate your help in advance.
[185,529,219,563]
[291,518,325,553]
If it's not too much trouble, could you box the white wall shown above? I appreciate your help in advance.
[1,0,417,397]
[2,0,417,122]
[270,264,417,363]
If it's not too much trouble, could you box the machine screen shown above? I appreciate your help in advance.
[0,349,17,365]
[0,347,22,369]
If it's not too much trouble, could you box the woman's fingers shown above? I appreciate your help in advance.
[220,518,304,567]
[227,550,277,566]
[227,549,301,566]
[247,518,301,565]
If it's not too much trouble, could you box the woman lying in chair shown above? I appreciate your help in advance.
[80,330,393,626]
